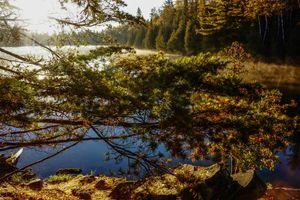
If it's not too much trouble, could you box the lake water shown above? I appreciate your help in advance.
[1,46,300,188]
[1,45,160,58]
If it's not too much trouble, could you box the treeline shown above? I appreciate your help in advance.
[105,1,200,54]
[0,29,107,47]
[50,30,107,46]
[2,0,300,63]
[106,0,300,62]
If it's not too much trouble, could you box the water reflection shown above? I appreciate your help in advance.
[258,90,300,187]
[17,132,300,187]
[17,138,214,179]
[18,140,125,178]
[259,143,300,187]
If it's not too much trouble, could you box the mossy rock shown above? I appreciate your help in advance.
[232,170,267,200]
[110,164,242,200]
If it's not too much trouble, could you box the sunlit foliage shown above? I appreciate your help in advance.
[0,0,298,177]
[0,44,296,171]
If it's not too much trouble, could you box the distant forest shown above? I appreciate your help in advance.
[107,0,300,63]
[0,29,107,47]
[2,0,300,63]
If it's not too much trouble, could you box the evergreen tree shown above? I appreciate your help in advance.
[167,18,186,52]
[136,7,142,17]
[155,0,176,51]
[184,19,199,54]
[143,24,158,49]
[126,27,136,46]
[143,8,159,49]
[132,8,146,48]
[0,0,298,180]
[166,0,189,52]
[155,27,166,50]
[134,26,146,48]
[100,0,300,61]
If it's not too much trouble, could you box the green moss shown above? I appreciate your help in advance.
[10,174,26,184]
[47,174,74,184]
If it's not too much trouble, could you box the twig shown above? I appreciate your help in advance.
[0,133,143,151]
[0,47,44,67]
[19,32,61,58]
[90,125,171,175]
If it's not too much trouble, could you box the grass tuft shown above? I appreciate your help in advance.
[47,174,74,184]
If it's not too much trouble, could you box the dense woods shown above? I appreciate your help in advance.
[3,0,300,63]
[0,30,108,46]
[107,0,300,62]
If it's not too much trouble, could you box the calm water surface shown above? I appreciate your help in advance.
[2,46,300,187]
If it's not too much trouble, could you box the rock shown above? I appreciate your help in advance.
[132,174,185,200]
[232,169,256,187]
[232,170,267,200]
[109,164,267,200]
[21,170,36,180]
[110,164,240,200]
[0,155,18,178]
[6,148,23,165]
[0,162,18,178]
[109,164,265,200]
[56,168,82,175]
[171,164,221,182]
[95,179,111,190]
[110,181,142,200]
[80,175,96,184]
[71,187,92,200]
[141,165,239,199]
[0,153,36,182]
[27,179,43,191]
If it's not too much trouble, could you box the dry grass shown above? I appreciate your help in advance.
[242,61,300,94]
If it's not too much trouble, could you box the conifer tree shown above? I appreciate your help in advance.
[166,0,188,52]
[167,18,186,52]
[134,26,146,48]
[184,19,199,54]
[155,27,166,50]
[155,0,176,51]
[0,0,298,179]
[144,24,158,49]
[136,7,142,17]
[133,8,146,48]
[126,27,136,46]
[143,8,159,49]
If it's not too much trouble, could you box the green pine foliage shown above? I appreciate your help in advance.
[167,18,186,52]
[184,19,200,54]
[143,24,158,49]
[155,27,166,50]
[126,27,137,46]
[0,0,299,177]
[103,0,300,62]
[134,26,146,48]
[0,46,295,171]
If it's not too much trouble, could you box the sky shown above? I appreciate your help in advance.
[11,0,165,33]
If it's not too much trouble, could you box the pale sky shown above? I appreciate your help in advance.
[11,0,165,33]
